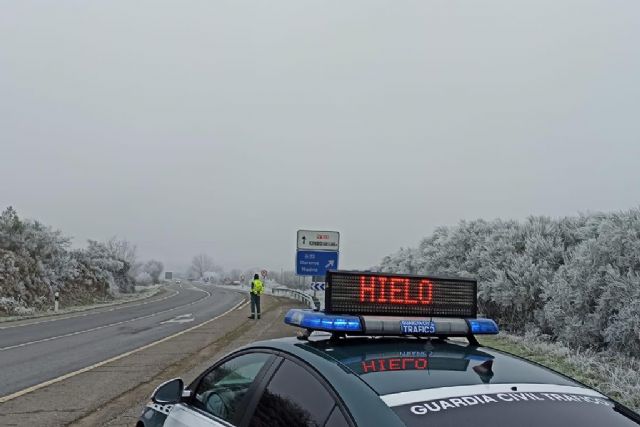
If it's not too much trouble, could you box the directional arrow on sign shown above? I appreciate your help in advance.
[325,260,335,269]
[311,282,326,291]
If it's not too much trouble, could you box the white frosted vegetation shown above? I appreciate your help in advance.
[377,209,640,357]
[0,207,137,314]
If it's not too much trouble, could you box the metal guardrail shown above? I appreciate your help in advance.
[272,287,318,309]
[211,283,320,310]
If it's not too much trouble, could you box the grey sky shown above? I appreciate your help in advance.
[2,1,639,273]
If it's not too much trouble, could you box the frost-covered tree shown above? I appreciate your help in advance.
[106,237,141,278]
[190,253,216,279]
[143,260,164,284]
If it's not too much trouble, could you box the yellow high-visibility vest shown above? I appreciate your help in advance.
[251,279,264,295]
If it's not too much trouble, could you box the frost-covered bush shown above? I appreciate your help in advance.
[143,260,164,284]
[135,271,153,286]
[377,208,640,356]
[78,240,135,294]
[0,207,137,314]
[0,296,24,315]
[541,211,640,353]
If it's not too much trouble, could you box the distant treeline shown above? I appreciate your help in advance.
[0,207,140,315]
[377,208,640,356]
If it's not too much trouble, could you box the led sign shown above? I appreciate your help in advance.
[326,271,477,317]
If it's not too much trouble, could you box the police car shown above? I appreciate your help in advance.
[138,271,640,427]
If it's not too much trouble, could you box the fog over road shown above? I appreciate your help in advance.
[0,283,244,398]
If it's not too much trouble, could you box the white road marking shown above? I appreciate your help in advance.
[161,314,195,324]
[161,318,195,324]
[380,383,606,407]
[0,297,247,403]
[0,288,181,330]
[173,314,193,319]
[0,288,212,351]
[236,300,250,310]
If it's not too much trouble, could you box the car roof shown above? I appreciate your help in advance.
[244,335,583,397]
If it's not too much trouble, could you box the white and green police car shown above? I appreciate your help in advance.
[138,271,640,427]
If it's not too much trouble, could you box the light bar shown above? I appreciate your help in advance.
[284,309,499,337]
[285,309,362,333]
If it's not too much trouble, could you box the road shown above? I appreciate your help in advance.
[0,282,244,398]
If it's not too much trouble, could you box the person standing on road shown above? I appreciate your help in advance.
[250,274,264,320]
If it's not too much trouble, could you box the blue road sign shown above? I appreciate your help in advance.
[311,282,326,291]
[296,250,339,276]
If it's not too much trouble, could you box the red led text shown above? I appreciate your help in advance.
[359,276,433,305]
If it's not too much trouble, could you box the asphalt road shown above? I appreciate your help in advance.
[0,283,244,398]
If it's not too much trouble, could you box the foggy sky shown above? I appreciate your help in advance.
[2,1,639,273]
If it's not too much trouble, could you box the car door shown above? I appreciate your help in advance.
[245,356,353,427]
[164,351,275,427]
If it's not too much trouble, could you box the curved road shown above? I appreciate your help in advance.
[0,283,245,398]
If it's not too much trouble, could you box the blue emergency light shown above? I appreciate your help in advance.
[285,309,362,333]
[467,318,499,334]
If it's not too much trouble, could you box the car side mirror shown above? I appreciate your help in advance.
[152,378,185,404]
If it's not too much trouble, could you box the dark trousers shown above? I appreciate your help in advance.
[250,293,261,318]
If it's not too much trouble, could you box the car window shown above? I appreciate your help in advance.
[249,359,336,427]
[193,352,272,424]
